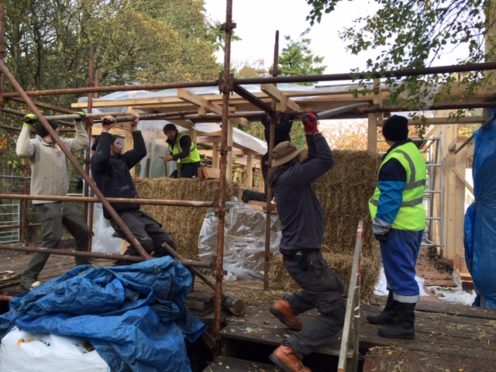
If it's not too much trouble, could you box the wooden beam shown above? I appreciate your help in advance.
[452,164,474,196]
[367,80,383,155]
[245,151,254,188]
[177,88,223,115]
[212,143,219,168]
[261,83,303,113]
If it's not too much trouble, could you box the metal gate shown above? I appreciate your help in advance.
[0,201,20,243]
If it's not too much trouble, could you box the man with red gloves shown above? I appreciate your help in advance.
[268,112,345,371]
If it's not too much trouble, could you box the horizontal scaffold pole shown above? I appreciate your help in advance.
[0,193,214,208]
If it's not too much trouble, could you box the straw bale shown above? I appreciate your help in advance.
[268,252,380,302]
[134,178,241,259]
[313,150,379,256]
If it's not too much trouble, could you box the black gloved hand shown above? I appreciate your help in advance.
[374,232,389,243]
[74,111,86,122]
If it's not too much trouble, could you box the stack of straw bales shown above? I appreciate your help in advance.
[135,150,381,300]
[135,178,240,259]
[268,150,381,301]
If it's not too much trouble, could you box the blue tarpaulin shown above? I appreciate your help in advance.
[464,108,496,308]
[0,256,205,372]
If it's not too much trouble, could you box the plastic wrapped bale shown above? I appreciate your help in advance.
[134,178,241,259]
[198,201,282,279]
[268,252,380,302]
[0,328,108,372]
[313,151,379,256]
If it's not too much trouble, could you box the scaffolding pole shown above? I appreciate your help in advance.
[1,62,496,99]
[0,193,214,207]
[214,0,234,338]
[264,30,280,291]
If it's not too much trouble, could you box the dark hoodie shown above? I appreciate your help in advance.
[271,133,333,252]
[91,131,146,219]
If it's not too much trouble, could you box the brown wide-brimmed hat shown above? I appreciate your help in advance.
[271,141,303,167]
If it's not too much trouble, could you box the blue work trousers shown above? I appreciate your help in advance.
[381,229,423,303]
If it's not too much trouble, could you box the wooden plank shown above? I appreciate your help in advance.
[363,347,496,372]
[177,88,223,115]
[221,304,343,357]
[245,152,254,188]
[201,167,221,179]
[360,304,496,358]
[203,356,280,372]
[260,84,303,113]
[452,167,474,195]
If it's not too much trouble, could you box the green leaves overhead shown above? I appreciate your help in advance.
[279,30,326,82]
[305,0,493,109]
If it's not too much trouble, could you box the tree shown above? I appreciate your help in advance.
[0,0,221,178]
[279,29,326,80]
[3,0,220,94]
[305,0,493,108]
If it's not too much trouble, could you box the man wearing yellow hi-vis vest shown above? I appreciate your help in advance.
[163,123,201,178]
[367,115,426,340]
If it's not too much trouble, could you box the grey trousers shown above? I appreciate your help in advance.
[21,202,89,288]
[109,210,176,259]
[283,251,345,358]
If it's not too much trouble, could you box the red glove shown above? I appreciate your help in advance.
[302,112,318,134]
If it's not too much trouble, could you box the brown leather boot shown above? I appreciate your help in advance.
[270,344,311,372]
[270,299,302,331]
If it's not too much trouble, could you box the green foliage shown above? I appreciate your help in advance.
[305,0,493,108]
[0,0,221,179]
[279,29,326,83]
[3,0,220,93]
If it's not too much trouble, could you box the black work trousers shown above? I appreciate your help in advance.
[110,210,176,259]
[283,251,345,358]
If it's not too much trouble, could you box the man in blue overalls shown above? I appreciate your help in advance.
[367,115,426,339]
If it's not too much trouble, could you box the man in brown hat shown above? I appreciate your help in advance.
[268,112,345,372]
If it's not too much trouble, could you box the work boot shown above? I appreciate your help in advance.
[367,291,397,325]
[270,299,302,331]
[378,302,416,340]
[20,276,36,291]
[270,344,311,372]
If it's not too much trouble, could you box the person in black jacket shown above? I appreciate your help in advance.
[91,114,176,263]
[268,112,345,372]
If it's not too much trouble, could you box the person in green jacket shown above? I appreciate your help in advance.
[162,123,201,178]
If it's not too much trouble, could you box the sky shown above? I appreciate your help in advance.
[203,0,467,74]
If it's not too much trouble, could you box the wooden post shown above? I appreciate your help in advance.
[442,124,460,261]
[245,151,253,188]
[212,143,219,168]
[367,79,382,155]
[367,113,378,155]
[453,145,470,274]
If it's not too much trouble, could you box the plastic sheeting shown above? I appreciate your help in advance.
[0,328,109,372]
[0,257,205,372]
[199,201,281,279]
[91,203,121,255]
[464,108,496,308]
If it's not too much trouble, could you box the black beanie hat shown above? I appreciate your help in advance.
[34,120,59,138]
[91,134,117,151]
[163,123,178,133]
[382,115,409,142]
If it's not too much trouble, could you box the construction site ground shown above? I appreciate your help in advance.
[0,247,493,371]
